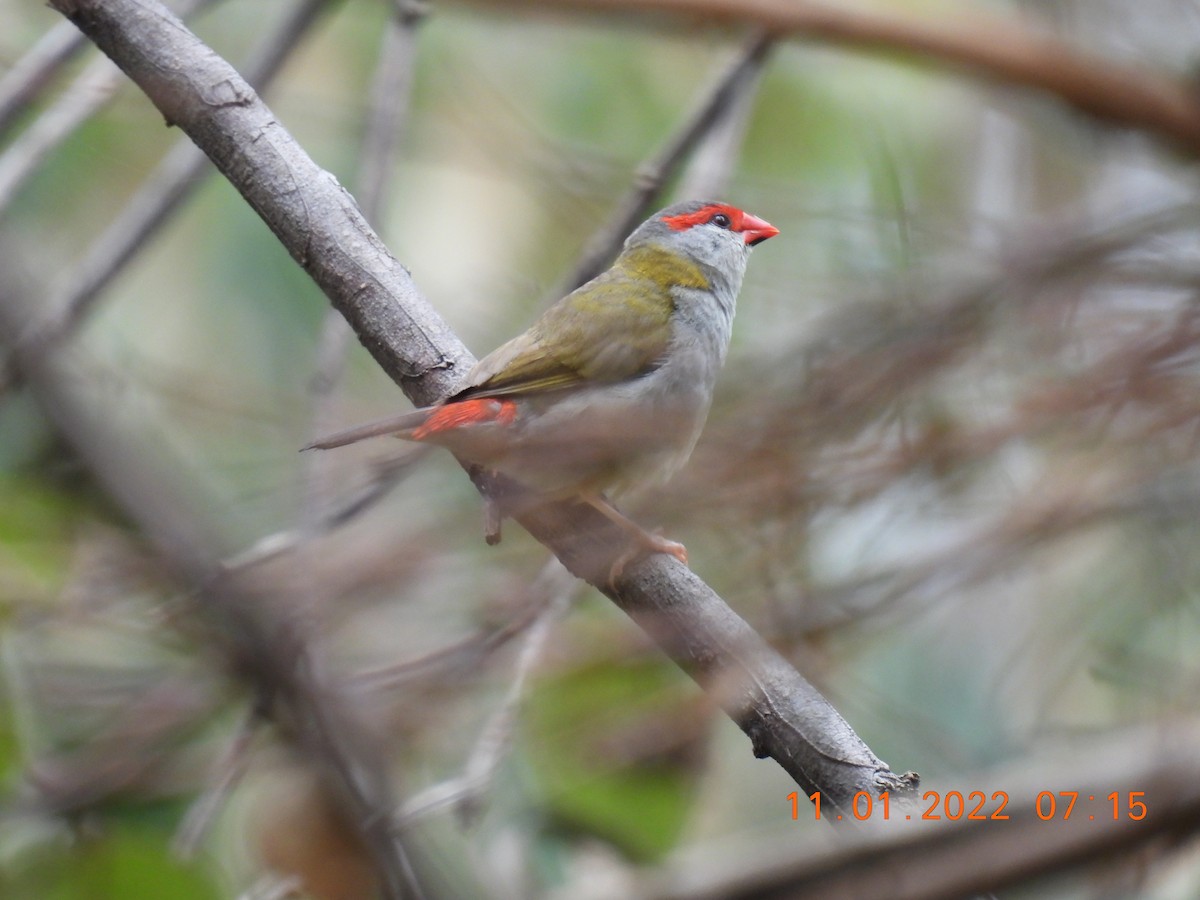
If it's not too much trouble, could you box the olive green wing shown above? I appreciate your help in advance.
[456,266,675,401]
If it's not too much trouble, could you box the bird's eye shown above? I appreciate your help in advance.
[710,213,731,228]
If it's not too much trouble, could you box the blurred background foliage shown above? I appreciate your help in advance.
[2,0,1200,897]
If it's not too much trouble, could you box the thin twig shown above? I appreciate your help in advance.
[483,0,1200,152]
[302,0,427,525]
[222,449,426,574]
[350,566,551,691]
[172,704,266,860]
[0,53,123,217]
[0,0,330,398]
[0,21,88,137]
[554,29,774,295]
[395,561,577,825]
[0,0,220,218]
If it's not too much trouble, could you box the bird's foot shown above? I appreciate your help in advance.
[580,494,688,583]
[644,530,687,565]
[608,530,688,583]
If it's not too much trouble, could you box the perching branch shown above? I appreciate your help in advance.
[302,0,427,524]
[48,0,914,819]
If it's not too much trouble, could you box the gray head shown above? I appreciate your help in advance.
[624,200,778,297]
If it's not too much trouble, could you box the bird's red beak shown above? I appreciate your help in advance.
[740,213,779,246]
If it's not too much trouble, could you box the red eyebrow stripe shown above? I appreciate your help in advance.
[662,204,742,232]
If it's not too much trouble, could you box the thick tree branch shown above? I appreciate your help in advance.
[51,0,467,401]
[48,0,913,816]
[475,0,1200,153]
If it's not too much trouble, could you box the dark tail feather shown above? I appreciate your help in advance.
[301,408,431,451]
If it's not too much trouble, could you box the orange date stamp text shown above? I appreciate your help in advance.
[790,790,1148,823]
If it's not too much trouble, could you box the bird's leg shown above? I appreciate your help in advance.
[580,493,688,580]
[483,496,503,545]
[467,464,508,545]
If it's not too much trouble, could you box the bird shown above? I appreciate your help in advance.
[305,200,778,576]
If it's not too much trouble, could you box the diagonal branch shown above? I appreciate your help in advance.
[0,21,88,138]
[0,0,330,397]
[0,276,427,898]
[302,0,428,524]
[48,0,914,817]
[555,28,773,294]
[0,0,222,136]
[0,0,221,218]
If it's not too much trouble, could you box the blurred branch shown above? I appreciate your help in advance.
[673,35,764,202]
[480,0,1200,153]
[0,21,88,137]
[556,28,773,294]
[396,560,576,825]
[0,0,220,218]
[816,305,1200,625]
[0,53,124,216]
[0,0,330,397]
[0,0,221,136]
[22,671,218,815]
[689,204,1200,513]
[0,282,427,899]
[48,0,916,815]
[640,718,1200,899]
[357,0,427,226]
[172,704,266,860]
[351,550,564,692]
[239,875,304,900]
[2,5,427,899]
[223,449,426,573]
[303,0,427,524]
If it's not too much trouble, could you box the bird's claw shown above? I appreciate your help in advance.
[608,531,688,584]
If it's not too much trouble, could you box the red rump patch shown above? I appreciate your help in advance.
[411,398,517,440]
[662,203,743,233]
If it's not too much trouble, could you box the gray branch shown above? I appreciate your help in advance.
[0,0,329,397]
[48,0,914,818]
[554,29,774,295]
[0,21,88,137]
